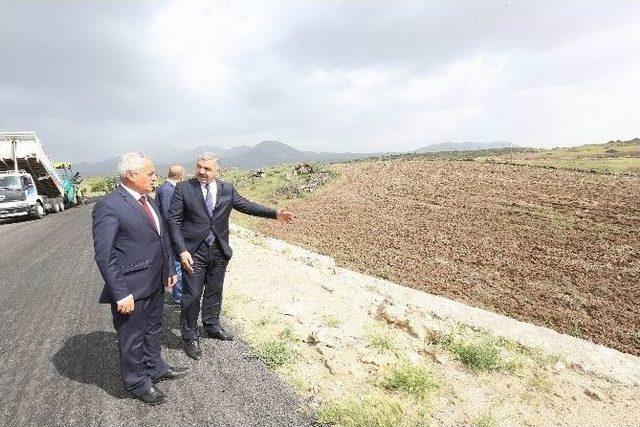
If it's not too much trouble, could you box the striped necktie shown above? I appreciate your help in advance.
[204,183,215,246]
[205,183,214,216]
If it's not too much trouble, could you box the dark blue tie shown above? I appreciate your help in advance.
[204,183,215,246]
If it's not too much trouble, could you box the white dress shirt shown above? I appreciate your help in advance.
[200,180,218,211]
[120,184,161,234]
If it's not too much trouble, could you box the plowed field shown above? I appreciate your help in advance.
[257,159,640,355]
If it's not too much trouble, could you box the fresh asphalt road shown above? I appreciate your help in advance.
[0,203,317,427]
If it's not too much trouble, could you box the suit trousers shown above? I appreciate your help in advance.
[180,241,229,340]
[111,290,169,396]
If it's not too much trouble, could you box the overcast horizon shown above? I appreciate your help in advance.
[1,1,639,163]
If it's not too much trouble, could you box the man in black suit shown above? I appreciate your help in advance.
[92,152,189,404]
[167,153,294,359]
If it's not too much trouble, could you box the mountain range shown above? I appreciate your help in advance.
[74,140,517,176]
[414,141,517,153]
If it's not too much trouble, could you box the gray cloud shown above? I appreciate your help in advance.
[1,0,638,163]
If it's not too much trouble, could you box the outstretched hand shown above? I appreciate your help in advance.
[276,208,295,224]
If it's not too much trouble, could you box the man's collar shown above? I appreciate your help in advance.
[120,183,143,200]
[167,179,178,186]
[200,179,217,188]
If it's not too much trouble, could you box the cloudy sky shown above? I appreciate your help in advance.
[1,0,639,162]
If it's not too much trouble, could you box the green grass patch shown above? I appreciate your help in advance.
[451,341,501,372]
[254,340,293,369]
[322,314,342,328]
[474,413,498,427]
[381,363,440,400]
[317,397,406,427]
[442,331,504,372]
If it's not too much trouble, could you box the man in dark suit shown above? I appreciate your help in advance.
[155,164,186,305]
[92,153,189,405]
[168,153,294,359]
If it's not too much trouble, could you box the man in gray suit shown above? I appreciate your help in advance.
[168,153,294,359]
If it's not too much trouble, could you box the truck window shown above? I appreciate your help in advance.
[0,175,22,190]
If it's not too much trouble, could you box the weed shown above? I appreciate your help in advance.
[529,374,553,393]
[318,396,405,427]
[322,314,342,328]
[474,413,497,427]
[279,325,296,341]
[255,340,293,369]
[364,322,396,352]
[452,341,501,372]
[381,363,440,400]
[254,316,271,327]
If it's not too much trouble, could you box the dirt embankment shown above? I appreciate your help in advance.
[257,159,640,355]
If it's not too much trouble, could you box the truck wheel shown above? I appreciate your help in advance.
[59,202,65,212]
[31,203,45,220]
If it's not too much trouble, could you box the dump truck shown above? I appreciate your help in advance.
[54,162,86,207]
[0,131,66,220]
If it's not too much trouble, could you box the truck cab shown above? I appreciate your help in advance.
[0,170,46,219]
[0,131,66,221]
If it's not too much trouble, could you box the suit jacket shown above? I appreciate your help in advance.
[92,185,175,303]
[167,178,277,259]
[155,180,175,224]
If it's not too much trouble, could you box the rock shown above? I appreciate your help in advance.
[584,387,604,401]
[321,283,336,293]
[324,358,350,376]
[360,351,393,367]
[293,163,314,175]
[407,317,426,339]
[406,351,421,365]
[434,353,451,365]
[282,305,297,317]
[307,328,340,348]
[553,361,565,372]
[377,300,409,327]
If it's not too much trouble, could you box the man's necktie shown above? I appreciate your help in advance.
[204,183,215,246]
[205,183,214,216]
[139,195,158,233]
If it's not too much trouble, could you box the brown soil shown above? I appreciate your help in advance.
[256,159,640,355]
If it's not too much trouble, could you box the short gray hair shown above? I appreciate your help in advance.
[196,152,219,165]
[118,152,151,178]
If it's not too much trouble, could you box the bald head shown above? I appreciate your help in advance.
[167,164,186,181]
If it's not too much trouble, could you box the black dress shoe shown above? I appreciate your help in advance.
[153,366,190,383]
[137,385,166,405]
[184,339,202,360]
[206,326,234,341]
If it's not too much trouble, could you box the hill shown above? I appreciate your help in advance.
[415,140,517,152]
[74,141,369,176]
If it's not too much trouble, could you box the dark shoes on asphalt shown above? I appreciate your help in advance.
[135,367,189,405]
[136,385,166,405]
[184,339,202,360]
[206,326,233,341]
[153,366,190,383]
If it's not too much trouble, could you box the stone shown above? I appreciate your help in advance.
[407,317,426,340]
[406,351,421,365]
[308,328,340,348]
[377,300,409,327]
[282,305,297,317]
[584,387,604,401]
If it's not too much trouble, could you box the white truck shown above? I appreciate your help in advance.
[0,131,66,220]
